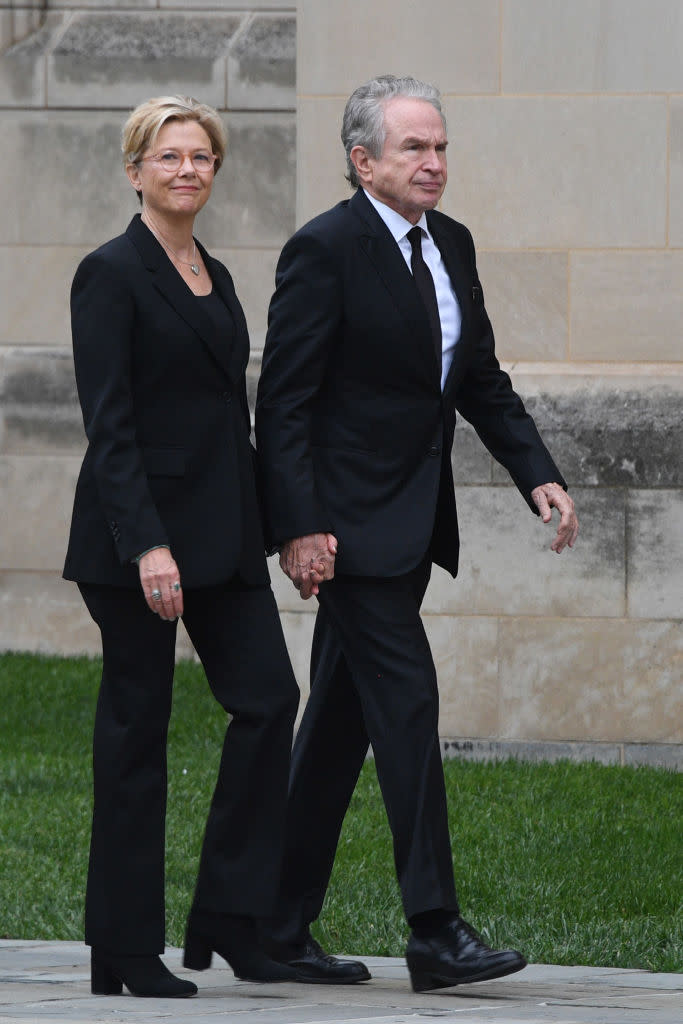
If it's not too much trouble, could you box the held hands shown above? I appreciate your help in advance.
[531,482,579,553]
[138,547,184,620]
[280,532,338,600]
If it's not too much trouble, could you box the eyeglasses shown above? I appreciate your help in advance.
[139,150,217,173]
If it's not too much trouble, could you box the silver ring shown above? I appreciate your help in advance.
[172,581,180,592]
[151,589,162,601]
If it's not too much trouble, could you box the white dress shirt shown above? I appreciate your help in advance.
[363,190,461,391]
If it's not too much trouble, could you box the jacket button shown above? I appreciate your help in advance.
[428,444,441,457]
[221,390,232,403]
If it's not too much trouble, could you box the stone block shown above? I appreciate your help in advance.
[451,417,493,485]
[669,97,683,247]
[0,454,81,570]
[0,110,133,246]
[0,245,86,346]
[441,97,667,248]
[423,486,625,618]
[622,743,683,771]
[502,0,683,93]
[627,490,683,620]
[476,252,568,362]
[0,12,64,106]
[297,95,349,225]
[1,110,294,249]
[297,0,499,96]
[211,247,278,350]
[195,113,295,248]
[0,346,84,455]
[441,737,623,766]
[47,12,243,109]
[53,1,156,7]
[0,11,11,52]
[571,252,683,362]
[0,571,100,656]
[499,367,683,490]
[423,614,499,738]
[228,14,295,111]
[497,617,682,743]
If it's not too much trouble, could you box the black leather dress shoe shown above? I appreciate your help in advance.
[286,935,371,984]
[405,916,526,992]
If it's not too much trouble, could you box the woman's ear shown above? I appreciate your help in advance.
[125,162,142,193]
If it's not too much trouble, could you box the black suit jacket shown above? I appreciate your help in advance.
[64,214,268,589]
[255,189,566,579]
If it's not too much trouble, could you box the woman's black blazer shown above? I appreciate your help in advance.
[63,214,268,589]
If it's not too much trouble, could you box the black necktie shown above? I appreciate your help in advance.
[407,226,442,368]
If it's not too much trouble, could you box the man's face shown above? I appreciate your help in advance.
[355,97,448,224]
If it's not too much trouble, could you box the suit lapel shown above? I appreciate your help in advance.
[125,215,236,380]
[350,191,441,381]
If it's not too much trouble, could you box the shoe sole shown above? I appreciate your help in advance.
[409,957,526,992]
[293,971,372,985]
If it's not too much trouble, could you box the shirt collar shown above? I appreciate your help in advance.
[363,189,430,243]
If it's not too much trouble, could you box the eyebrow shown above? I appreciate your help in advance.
[402,135,448,147]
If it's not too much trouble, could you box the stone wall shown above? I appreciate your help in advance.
[0,1,680,767]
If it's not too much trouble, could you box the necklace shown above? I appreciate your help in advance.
[143,217,200,275]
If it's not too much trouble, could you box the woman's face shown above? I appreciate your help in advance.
[127,120,216,221]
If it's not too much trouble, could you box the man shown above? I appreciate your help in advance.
[255,75,578,992]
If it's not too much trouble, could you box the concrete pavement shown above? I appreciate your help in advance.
[0,941,680,1024]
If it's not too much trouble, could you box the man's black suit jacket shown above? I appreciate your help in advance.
[64,214,267,589]
[255,188,565,579]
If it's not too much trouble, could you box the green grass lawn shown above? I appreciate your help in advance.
[1,652,680,972]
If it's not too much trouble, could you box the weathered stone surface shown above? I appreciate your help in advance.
[211,248,279,350]
[161,0,292,7]
[297,95,350,224]
[496,368,683,489]
[0,455,81,571]
[0,245,86,346]
[0,111,132,246]
[502,0,683,93]
[48,12,243,108]
[441,97,667,249]
[476,251,568,362]
[669,97,683,246]
[0,571,99,655]
[195,113,295,248]
[622,743,683,770]
[0,12,64,106]
[228,14,295,111]
[571,252,683,362]
[441,737,623,767]
[423,487,625,618]
[0,347,83,455]
[1,110,294,248]
[627,490,683,619]
[424,614,499,738]
[297,0,499,96]
[498,617,682,743]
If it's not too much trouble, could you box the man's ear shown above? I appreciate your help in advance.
[350,145,373,186]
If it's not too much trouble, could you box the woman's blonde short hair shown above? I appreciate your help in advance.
[122,95,227,172]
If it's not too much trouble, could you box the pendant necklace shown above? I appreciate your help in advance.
[144,217,200,275]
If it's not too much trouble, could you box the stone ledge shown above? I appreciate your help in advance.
[441,737,682,771]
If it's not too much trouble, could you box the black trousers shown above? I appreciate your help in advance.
[271,559,458,946]
[79,580,299,954]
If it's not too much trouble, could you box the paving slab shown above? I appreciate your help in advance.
[0,941,680,1024]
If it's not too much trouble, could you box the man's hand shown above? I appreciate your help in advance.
[531,482,579,553]
[280,533,338,600]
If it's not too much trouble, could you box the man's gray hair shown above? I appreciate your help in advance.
[341,74,445,189]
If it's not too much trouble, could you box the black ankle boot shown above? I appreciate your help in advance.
[184,912,296,982]
[91,949,198,997]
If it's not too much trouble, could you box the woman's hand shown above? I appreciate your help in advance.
[138,548,184,620]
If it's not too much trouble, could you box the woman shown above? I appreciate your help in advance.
[63,96,300,997]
